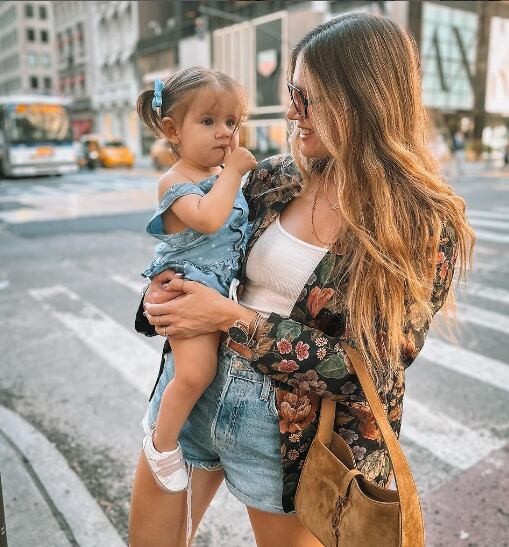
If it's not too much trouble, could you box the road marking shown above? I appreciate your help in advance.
[469,218,509,231]
[420,337,509,393]
[110,274,146,294]
[109,274,509,474]
[460,282,509,306]
[455,302,509,334]
[472,228,509,244]
[29,285,161,396]
[473,245,499,255]
[400,397,505,470]
[468,209,508,221]
[0,405,126,547]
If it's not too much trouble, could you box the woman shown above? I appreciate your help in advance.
[130,13,474,547]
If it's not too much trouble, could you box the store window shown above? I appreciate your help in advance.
[27,52,37,66]
[421,3,477,111]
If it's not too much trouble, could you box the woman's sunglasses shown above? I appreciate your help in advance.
[287,82,310,118]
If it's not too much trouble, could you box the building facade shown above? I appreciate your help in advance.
[0,1,57,96]
[90,0,140,155]
[134,1,207,154]
[209,1,409,157]
[52,1,94,138]
[208,0,509,157]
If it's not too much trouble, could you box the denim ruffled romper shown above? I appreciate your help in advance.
[142,174,249,297]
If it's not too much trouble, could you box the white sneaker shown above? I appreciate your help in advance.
[142,432,188,493]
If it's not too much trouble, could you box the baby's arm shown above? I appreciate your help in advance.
[159,147,256,235]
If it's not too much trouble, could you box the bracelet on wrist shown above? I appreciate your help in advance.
[226,312,262,349]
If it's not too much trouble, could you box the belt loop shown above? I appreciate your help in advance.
[260,374,271,401]
[227,355,235,376]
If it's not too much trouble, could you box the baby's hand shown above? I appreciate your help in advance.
[223,146,257,177]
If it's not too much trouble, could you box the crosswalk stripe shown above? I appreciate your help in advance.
[456,302,509,334]
[28,280,509,490]
[112,274,509,385]
[420,337,509,393]
[29,285,161,396]
[110,274,146,294]
[400,397,505,470]
[468,209,508,220]
[461,282,509,306]
[469,218,509,231]
[472,228,509,244]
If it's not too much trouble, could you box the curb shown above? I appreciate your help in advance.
[0,406,126,547]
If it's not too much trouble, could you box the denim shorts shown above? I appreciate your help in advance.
[142,343,286,514]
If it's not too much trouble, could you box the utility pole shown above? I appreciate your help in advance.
[472,1,491,158]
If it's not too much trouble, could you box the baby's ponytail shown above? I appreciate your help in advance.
[137,89,164,137]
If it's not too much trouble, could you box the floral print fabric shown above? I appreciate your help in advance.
[242,155,458,511]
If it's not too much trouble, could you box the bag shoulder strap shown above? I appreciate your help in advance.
[317,343,425,547]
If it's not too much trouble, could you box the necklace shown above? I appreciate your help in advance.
[311,185,338,246]
[325,192,340,211]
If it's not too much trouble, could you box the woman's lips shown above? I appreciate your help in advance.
[299,128,313,140]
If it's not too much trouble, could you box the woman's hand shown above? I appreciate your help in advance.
[144,277,240,338]
[144,269,184,306]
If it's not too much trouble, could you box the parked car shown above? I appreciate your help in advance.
[150,138,176,170]
[78,135,134,169]
[99,139,135,168]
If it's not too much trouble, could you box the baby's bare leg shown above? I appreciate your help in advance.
[153,332,220,453]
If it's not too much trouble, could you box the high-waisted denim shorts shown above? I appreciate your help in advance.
[142,342,286,513]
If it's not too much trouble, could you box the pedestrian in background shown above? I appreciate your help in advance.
[451,128,466,176]
[130,12,475,547]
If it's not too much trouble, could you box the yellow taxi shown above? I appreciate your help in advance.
[99,139,135,168]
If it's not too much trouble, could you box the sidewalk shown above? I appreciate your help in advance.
[0,406,125,547]
[422,442,509,547]
[443,159,509,179]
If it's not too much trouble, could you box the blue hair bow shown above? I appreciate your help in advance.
[152,79,164,112]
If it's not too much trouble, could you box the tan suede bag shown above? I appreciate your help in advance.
[295,343,425,547]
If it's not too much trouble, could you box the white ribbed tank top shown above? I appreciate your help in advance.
[239,215,329,318]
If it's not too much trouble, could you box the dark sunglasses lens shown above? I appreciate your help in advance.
[288,86,304,117]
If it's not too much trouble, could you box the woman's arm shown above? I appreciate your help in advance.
[144,223,457,396]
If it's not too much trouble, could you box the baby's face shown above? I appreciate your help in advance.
[177,88,241,168]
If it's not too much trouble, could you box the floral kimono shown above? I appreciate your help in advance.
[135,154,458,512]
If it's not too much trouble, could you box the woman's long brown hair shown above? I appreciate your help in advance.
[289,13,475,386]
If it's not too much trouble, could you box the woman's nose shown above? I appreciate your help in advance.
[286,100,299,121]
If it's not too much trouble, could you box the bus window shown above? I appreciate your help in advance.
[8,104,73,144]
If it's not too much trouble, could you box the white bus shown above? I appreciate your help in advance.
[0,95,78,177]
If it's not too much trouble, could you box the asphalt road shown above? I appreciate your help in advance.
[1,164,508,547]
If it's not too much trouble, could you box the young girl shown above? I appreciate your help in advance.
[136,67,257,493]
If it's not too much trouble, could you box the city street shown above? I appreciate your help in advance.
[1,163,508,546]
